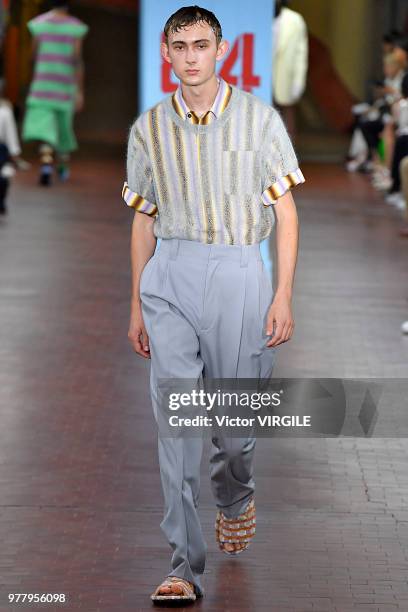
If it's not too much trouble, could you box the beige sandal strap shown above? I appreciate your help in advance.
[218,522,256,540]
[217,515,256,530]
[216,498,256,544]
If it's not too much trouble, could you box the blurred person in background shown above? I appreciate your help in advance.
[401,165,408,329]
[370,38,408,190]
[22,0,88,186]
[0,77,17,216]
[348,52,404,176]
[393,35,408,72]
[385,72,408,209]
[0,77,28,215]
[382,30,402,56]
[272,0,308,139]
[397,156,408,239]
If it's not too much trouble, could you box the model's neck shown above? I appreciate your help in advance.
[180,74,219,117]
[50,8,69,16]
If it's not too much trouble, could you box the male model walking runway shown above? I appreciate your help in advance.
[123,5,304,603]
[22,0,88,185]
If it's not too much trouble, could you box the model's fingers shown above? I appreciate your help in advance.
[141,327,150,354]
[265,312,276,336]
[276,321,294,345]
[133,336,145,356]
[280,321,292,343]
[267,320,284,347]
[286,321,295,341]
[128,328,150,359]
[136,330,151,358]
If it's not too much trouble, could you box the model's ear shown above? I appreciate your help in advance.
[216,39,229,62]
[161,41,172,65]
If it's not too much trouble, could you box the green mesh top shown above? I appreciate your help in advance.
[27,11,88,112]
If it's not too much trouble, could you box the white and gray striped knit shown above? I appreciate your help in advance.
[123,83,305,245]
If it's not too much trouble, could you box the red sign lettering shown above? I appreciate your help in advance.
[160,33,261,93]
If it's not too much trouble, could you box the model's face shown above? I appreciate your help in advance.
[384,60,400,79]
[394,47,408,69]
[161,22,229,86]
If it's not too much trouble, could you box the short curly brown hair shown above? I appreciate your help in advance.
[163,5,222,46]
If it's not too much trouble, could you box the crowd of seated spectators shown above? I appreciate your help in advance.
[346,32,408,333]
[347,33,408,221]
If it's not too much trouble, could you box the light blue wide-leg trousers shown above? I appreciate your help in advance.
[140,238,276,596]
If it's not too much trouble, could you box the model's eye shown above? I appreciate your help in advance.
[197,44,207,49]
[174,46,183,51]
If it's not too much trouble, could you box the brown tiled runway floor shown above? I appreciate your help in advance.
[1,158,408,611]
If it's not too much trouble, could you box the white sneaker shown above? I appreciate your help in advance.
[346,159,362,172]
[401,321,408,334]
[15,158,31,171]
[352,103,371,115]
[0,163,16,178]
[372,166,390,180]
[346,153,368,173]
[394,196,406,210]
[385,192,405,208]
[373,177,393,191]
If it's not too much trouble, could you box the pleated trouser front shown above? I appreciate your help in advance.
[140,238,277,596]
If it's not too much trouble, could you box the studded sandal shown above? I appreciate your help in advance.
[215,497,256,555]
[151,575,197,602]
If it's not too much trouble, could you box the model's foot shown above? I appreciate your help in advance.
[38,144,55,186]
[151,576,197,602]
[1,163,16,179]
[39,164,53,186]
[215,497,256,555]
[215,517,248,552]
[216,520,249,553]
[57,164,70,182]
[220,540,247,553]
[156,579,188,595]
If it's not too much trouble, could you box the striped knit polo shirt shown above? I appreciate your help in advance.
[123,78,305,245]
[26,11,88,112]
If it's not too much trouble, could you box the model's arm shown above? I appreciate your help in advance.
[27,37,38,80]
[128,211,157,358]
[265,190,299,347]
[73,38,85,112]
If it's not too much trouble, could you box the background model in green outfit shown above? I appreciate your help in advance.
[22,0,88,185]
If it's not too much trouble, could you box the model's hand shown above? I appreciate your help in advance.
[128,303,151,358]
[75,90,84,113]
[265,293,295,347]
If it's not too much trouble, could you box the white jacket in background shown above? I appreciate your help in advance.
[0,100,21,156]
[272,7,308,106]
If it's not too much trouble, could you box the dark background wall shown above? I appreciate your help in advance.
[73,4,138,144]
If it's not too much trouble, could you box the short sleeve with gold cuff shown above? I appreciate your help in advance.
[261,108,305,206]
[122,121,158,217]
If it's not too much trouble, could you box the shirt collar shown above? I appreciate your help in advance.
[172,77,232,124]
